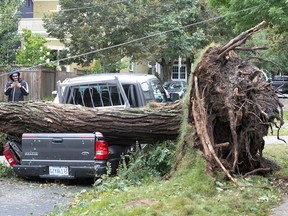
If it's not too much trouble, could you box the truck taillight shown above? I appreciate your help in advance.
[95,140,109,160]
[3,143,18,167]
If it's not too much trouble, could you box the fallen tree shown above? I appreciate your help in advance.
[0,21,284,181]
[0,101,182,145]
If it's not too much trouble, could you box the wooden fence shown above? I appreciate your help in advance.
[0,66,87,101]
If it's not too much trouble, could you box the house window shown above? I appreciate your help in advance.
[172,65,186,80]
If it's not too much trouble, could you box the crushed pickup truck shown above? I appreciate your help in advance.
[4,132,132,180]
[3,73,169,180]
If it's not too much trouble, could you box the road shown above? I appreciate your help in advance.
[0,176,91,216]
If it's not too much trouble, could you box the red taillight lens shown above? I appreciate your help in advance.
[95,140,109,160]
[3,143,18,167]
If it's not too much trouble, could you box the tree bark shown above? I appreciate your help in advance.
[0,101,182,145]
[160,58,174,82]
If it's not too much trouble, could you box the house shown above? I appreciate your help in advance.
[18,0,72,71]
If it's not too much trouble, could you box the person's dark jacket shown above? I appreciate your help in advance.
[4,73,29,102]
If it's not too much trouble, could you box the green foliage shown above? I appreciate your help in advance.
[93,140,176,193]
[42,96,55,101]
[207,0,288,73]
[0,164,16,178]
[0,133,7,153]
[207,0,288,33]
[0,0,23,65]
[91,59,102,74]
[16,29,52,66]
[44,0,207,76]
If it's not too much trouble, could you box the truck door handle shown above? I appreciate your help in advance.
[52,138,63,143]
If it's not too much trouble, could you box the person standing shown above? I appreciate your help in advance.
[4,71,29,102]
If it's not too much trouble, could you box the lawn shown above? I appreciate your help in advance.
[47,147,288,216]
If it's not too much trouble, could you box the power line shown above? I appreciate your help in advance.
[1,5,261,77]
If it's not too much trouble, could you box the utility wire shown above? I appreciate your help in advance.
[1,5,261,77]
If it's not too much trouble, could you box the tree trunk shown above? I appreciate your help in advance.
[0,101,182,145]
[186,57,192,79]
[160,58,173,82]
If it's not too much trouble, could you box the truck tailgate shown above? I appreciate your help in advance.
[21,133,95,165]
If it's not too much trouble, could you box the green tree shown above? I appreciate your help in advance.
[16,29,52,66]
[208,0,288,33]
[44,0,208,79]
[0,0,23,65]
[207,0,288,74]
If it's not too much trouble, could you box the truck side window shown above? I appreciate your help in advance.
[150,81,167,102]
[83,88,94,107]
[141,82,153,101]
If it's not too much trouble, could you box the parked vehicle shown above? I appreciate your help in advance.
[54,73,169,108]
[4,132,132,180]
[163,81,187,101]
[271,75,288,94]
[3,73,168,180]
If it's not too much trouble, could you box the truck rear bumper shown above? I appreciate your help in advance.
[12,161,110,179]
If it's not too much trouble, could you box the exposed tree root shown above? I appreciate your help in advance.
[188,21,283,183]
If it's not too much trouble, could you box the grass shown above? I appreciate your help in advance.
[0,163,16,178]
[264,144,288,177]
[267,111,288,136]
[48,149,287,216]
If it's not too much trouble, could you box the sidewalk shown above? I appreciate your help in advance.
[264,136,288,145]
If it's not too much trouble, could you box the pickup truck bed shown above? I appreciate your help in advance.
[5,133,128,180]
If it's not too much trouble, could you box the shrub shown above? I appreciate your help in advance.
[94,140,176,191]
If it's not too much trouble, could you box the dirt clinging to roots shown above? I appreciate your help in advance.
[190,45,283,175]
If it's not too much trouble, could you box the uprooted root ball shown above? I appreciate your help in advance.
[190,45,283,175]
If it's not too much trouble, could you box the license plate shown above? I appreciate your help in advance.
[49,166,69,176]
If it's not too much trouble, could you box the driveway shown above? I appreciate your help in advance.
[0,176,91,216]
